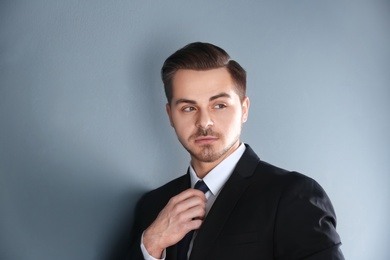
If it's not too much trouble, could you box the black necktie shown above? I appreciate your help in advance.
[177,180,209,260]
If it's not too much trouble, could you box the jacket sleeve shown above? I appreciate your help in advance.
[126,237,144,260]
[273,175,345,260]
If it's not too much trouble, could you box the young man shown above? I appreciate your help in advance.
[128,42,344,260]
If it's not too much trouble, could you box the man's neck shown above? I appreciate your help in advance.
[191,161,216,179]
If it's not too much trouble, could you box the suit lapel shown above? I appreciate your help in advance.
[189,145,260,259]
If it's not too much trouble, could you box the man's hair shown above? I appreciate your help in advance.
[161,42,246,104]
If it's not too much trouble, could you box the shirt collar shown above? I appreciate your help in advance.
[189,143,246,196]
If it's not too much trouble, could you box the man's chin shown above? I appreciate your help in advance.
[193,147,223,163]
[183,142,226,163]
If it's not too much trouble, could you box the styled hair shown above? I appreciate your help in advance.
[161,42,246,104]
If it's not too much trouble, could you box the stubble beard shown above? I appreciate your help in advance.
[180,128,241,163]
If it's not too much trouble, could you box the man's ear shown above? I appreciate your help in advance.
[242,96,250,123]
[166,103,174,127]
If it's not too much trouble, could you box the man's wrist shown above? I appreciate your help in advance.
[141,230,165,259]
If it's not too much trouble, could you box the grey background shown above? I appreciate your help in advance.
[1,1,389,259]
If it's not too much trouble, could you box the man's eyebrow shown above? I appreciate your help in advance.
[174,93,231,106]
[210,92,231,101]
[175,98,197,106]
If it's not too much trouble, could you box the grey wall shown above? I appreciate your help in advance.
[1,1,389,259]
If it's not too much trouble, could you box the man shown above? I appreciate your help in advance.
[128,42,344,259]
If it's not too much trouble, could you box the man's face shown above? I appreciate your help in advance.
[166,67,249,166]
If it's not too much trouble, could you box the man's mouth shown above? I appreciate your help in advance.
[194,136,218,144]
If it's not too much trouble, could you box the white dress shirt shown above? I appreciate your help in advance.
[141,143,246,260]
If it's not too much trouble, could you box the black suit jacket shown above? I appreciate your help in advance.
[128,144,344,259]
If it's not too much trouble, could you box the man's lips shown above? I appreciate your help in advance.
[194,136,218,144]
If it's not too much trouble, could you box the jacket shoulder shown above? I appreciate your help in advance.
[254,159,315,186]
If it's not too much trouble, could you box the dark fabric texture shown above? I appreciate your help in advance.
[127,144,344,260]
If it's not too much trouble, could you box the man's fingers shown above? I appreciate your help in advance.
[170,188,207,204]
[177,204,206,223]
[143,188,208,252]
[183,218,203,232]
[171,194,206,215]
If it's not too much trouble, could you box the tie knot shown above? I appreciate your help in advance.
[194,180,209,193]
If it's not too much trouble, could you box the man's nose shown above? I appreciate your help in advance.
[196,110,214,129]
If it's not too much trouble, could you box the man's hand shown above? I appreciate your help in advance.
[143,188,207,259]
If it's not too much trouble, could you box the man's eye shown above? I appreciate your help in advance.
[182,106,195,112]
[214,104,227,109]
